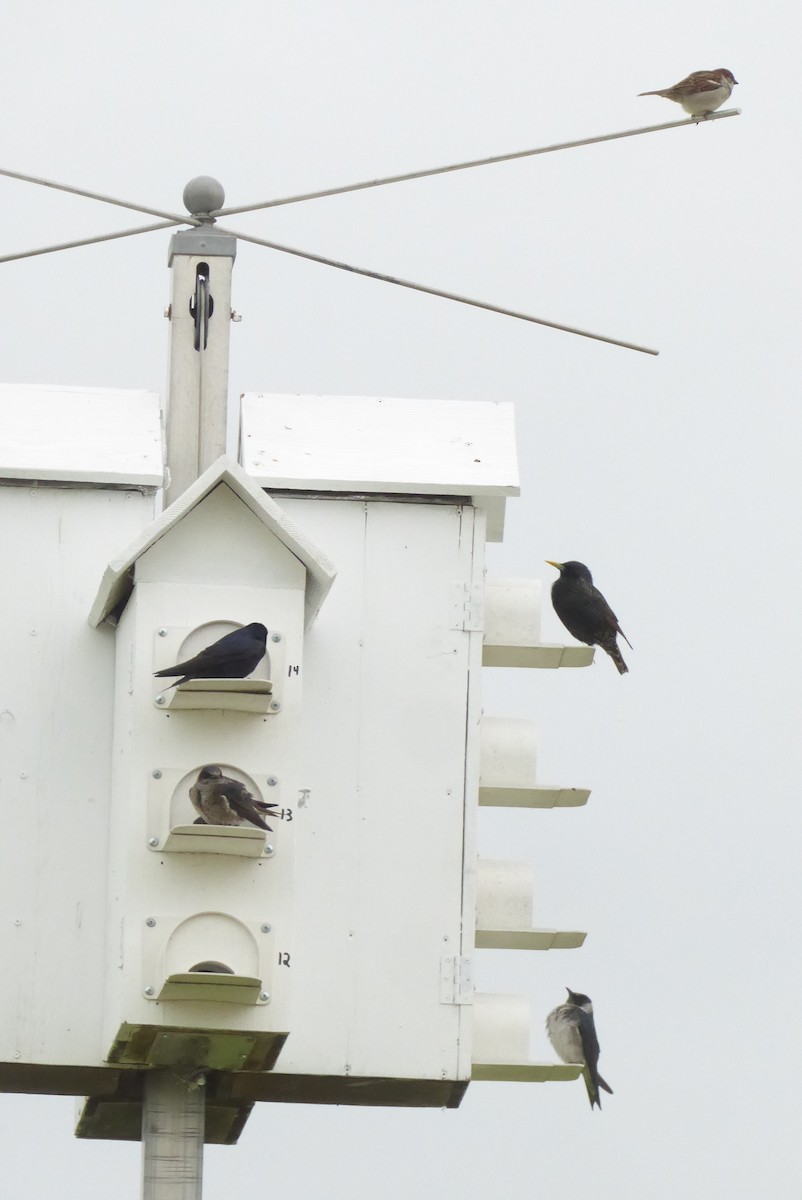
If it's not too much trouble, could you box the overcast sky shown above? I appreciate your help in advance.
[2,1,801,1197]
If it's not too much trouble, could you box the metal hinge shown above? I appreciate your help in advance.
[450,583,484,632]
[439,955,473,1005]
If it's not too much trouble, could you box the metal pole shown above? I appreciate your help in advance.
[164,178,236,507]
[141,1070,205,1200]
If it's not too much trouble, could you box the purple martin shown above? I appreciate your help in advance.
[154,622,268,688]
[546,988,613,1110]
[189,765,278,831]
[546,561,631,675]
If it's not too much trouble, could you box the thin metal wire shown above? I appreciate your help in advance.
[0,108,736,346]
[0,220,183,264]
[217,109,741,217]
[216,224,658,355]
[0,165,197,225]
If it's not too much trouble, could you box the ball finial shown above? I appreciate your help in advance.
[182,176,225,217]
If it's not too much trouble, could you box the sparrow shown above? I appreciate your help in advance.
[546,989,613,1110]
[546,560,631,675]
[638,68,737,118]
[189,765,278,831]
[154,622,268,688]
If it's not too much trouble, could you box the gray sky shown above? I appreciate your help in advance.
[2,1,800,1196]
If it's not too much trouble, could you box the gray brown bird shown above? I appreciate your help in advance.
[546,988,613,1110]
[638,67,737,118]
[190,765,277,831]
[154,622,268,688]
[546,560,631,675]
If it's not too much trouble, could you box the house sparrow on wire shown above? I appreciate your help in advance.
[638,68,737,118]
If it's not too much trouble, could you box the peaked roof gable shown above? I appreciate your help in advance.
[88,455,337,629]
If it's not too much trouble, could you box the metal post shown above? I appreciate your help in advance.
[164,176,236,507]
[141,1070,205,1200]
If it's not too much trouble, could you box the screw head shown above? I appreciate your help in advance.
[259,991,270,1003]
[158,628,168,637]
[144,986,155,997]
[269,700,281,712]
[148,837,159,848]
[156,695,166,706]
[261,923,272,933]
[152,769,162,779]
[265,844,275,856]
[267,776,278,787]
[270,632,282,643]
[146,917,156,928]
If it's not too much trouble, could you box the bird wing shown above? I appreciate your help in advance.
[154,627,260,679]
[592,586,633,649]
[188,784,203,818]
[577,1010,602,1081]
[217,777,271,830]
[639,71,726,99]
[681,70,729,91]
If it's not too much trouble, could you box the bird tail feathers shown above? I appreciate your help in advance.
[584,1069,613,1110]
[605,643,629,674]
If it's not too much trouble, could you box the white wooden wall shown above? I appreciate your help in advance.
[0,386,545,1128]
[0,485,155,1069]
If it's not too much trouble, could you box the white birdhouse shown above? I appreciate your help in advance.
[0,385,596,1143]
[87,456,336,1083]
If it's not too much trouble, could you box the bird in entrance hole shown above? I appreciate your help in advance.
[190,765,277,831]
[546,988,613,1110]
[546,560,631,674]
[154,621,268,687]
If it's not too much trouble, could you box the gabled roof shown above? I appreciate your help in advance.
[0,383,162,486]
[88,455,337,629]
[240,393,520,542]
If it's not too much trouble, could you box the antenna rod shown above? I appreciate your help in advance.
[218,224,659,355]
[0,220,182,264]
[217,109,741,216]
[0,165,198,225]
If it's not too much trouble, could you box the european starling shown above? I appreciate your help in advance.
[546,988,613,1111]
[546,561,631,675]
[189,765,278,831]
[154,621,267,688]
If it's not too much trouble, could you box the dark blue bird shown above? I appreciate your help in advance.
[546,988,613,1110]
[154,622,268,688]
[546,561,631,674]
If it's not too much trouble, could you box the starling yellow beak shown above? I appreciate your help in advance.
[546,560,631,675]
